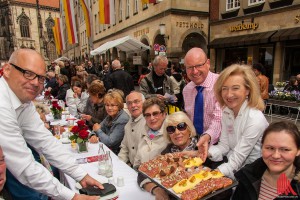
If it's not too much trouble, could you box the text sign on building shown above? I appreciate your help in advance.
[295,14,300,23]
[133,56,142,65]
[134,27,149,37]
[229,23,259,32]
[176,21,204,29]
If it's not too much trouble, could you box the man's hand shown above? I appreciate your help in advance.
[79,174,104,189]
[89,135,98,143]
[93,123,101,132]
[153,187,170,200]
[71,175,104,199]
[81,114,92,121]
[156,94,166,101]
[196,134,211,162]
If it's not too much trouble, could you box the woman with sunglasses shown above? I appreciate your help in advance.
[203,64,269,179]
[137,111,197,200]
[162,111,197,154]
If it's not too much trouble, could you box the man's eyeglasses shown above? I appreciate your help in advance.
[186,59,208,71]
[144,111,162,119]
[127,99,142,106]
[166,122,188,134]
[10,63,46,84]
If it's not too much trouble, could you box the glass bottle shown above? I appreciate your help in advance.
[105,151,113,178]
[98,143,107,175]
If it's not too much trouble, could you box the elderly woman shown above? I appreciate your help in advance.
[201,64,269,179]
[81,80,107,128]
[89,90,129,154]
[134,97,168,167]
[140,111,198,199]
[55,74,70,101]
[135,98,170,198]
[233,121,300,200]
[65,80,89,117]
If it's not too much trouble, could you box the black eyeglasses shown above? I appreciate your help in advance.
[186,59,208,71]
[10,63,46,84]
[166,122,188,134]
[144,111,162,119]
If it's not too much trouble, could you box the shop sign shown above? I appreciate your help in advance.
[176,21,204,29]
[134,27,149,37]
[159,45,166,52]
[295,14,300,24]
[133,56,142,65]
[229,23,259,32]
[153,44,160,51]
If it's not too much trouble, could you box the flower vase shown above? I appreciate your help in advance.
[53,113,62,120]
[77,141,88,153]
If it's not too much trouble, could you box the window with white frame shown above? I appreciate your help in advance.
[119,0,123,21]
[126,0,130,18]
[249,0,265,6]
[226,0,240,11]
[134,0,138,14]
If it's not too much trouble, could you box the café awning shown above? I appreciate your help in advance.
[90,36,150,56]
[209,30,277,48]
[270,27,300,42]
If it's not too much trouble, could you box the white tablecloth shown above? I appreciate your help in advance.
[61,142,154,200]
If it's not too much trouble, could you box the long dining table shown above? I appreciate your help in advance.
[60,142,154,200]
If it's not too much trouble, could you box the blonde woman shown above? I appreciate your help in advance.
[204,64,269,179]
[89,91,129,154]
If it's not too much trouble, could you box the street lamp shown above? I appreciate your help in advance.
[159,23,169,45]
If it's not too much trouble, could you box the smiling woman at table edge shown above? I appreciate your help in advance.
[0,49,103,200]
[233,121,300,200]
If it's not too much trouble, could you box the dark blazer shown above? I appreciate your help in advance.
[55,83,70,101]
[107,69,134,97]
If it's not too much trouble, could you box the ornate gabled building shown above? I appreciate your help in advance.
[0,0,60,63]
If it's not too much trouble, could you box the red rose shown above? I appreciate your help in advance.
[44,91,50,96]
[77,120,85,127]
[71,126,80,134]
[82,125,88,131]
[79,130,89,139]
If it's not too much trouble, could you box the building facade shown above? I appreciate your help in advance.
[209,0,300,83]
[63,0,209,72]
[0,0,60,63]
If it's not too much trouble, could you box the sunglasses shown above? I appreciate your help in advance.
[166,122,188,134]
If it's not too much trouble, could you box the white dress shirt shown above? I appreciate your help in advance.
[208,100,269,179]
[0,77,87,199]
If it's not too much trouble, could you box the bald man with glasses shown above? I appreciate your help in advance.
[0,49,103,200]
[183,47,222,162]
